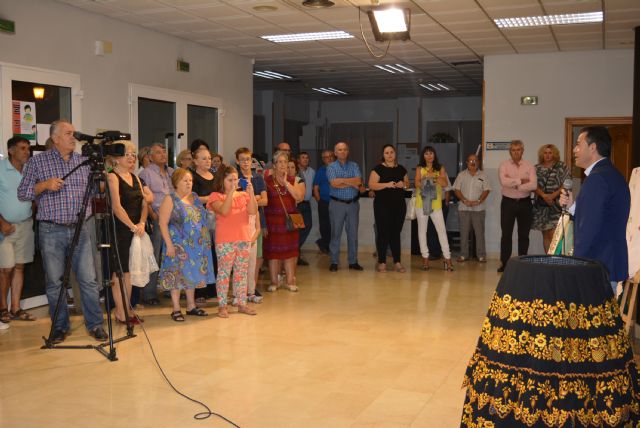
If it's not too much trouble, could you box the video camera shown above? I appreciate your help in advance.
[74,130,130,169]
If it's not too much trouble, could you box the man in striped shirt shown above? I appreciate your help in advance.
[18,120,107,344]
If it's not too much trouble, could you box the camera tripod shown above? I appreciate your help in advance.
[41,159,137,361]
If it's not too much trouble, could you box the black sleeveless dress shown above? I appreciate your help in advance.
[109,172,143,274]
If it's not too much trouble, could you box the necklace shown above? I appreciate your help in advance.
[274,181,288,196]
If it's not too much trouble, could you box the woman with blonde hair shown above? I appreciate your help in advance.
[532,144,569,252]
[106,140,147,324]
[176,149,193,169]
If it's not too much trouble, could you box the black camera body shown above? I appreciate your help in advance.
[75,130,130,170]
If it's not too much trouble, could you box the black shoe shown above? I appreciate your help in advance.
[89,326,109,342]
[497,265,505,273]
[50,329,68,344]
[349,263,364,271]
[297,258,309,266]
[329,264,338,272]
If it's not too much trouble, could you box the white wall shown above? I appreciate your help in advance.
[483,49,634,256]
[0,0,253,160]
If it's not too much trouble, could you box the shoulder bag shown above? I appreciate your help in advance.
[275,182,305,231]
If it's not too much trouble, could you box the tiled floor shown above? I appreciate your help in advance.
[0,251,501,428]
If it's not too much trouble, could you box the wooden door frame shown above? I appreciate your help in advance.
[564,117,632,171]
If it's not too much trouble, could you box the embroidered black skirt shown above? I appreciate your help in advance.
[461,255,640,427]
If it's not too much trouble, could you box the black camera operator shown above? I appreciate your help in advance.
[17,120,108,344]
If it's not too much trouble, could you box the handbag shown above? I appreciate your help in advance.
[275,182,305,231]
[406,195,417,220]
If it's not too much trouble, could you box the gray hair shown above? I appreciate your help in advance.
[50,119,72,137]
[272,150,290,164]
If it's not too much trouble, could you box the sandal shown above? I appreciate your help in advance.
[11,309,36,321]
[0,308,11,323]
[195,297,207,304]
[185,307,208,317]
[285,284,298,292]
[394,263,406,273]
[170,311,185,322]
[238,305,257,316]
[421,258,430,271]
[218,306,229,318]
[267,284,277,292]
[376,263,387,273]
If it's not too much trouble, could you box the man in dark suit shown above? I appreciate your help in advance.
[561,126,630,291]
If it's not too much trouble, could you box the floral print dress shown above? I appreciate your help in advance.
[159,192,215,290]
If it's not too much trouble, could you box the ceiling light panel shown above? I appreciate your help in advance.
[253,70,294,80]
[494,12,603,28]
[374,64,415,74]
[261,31,354,43]
[312,87,347,95]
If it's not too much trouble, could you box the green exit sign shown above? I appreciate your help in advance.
[0,18,15,34]
[177,60,190,72]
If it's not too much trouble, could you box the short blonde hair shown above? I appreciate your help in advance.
[176,149,192,167]
[537,144,560,164]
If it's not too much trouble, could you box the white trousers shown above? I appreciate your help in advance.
[415,207,451,259]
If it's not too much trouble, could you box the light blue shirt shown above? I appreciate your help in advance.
[326,160,361,200]
[0,158,32,223]
[299,166,315,201]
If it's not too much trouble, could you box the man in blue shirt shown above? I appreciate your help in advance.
[326,142,363,271]
[296,152,315,265]
[0,137,36,328]
[313,150,335,255]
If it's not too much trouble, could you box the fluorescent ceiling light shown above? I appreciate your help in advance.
[374,64,414,74]
[261,31,353,43]
[312,87,347,95]
[253,70,293,80]
[494,11,603,28]
[367,8,411,42]
[420,83,452,92]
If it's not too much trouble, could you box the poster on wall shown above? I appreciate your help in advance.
[12,100,37,142]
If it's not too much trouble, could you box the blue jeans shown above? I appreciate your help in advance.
[298,201,313,249]
[39,221,103,332]
[329,200,359,265]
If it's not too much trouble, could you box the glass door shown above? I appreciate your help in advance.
[129,84,222,166]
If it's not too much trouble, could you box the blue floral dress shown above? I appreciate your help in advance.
[159,193,215,290]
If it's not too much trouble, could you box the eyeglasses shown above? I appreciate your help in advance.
[238,157,252,163]
[467,160,477,164]
[124,152,137,158]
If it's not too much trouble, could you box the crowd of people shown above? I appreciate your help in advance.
[0,121,631,342]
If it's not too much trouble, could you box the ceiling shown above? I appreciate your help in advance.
[56,0,638,99]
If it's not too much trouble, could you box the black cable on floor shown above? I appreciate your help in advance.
[133,314,241,427]
[109,212,239,427]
